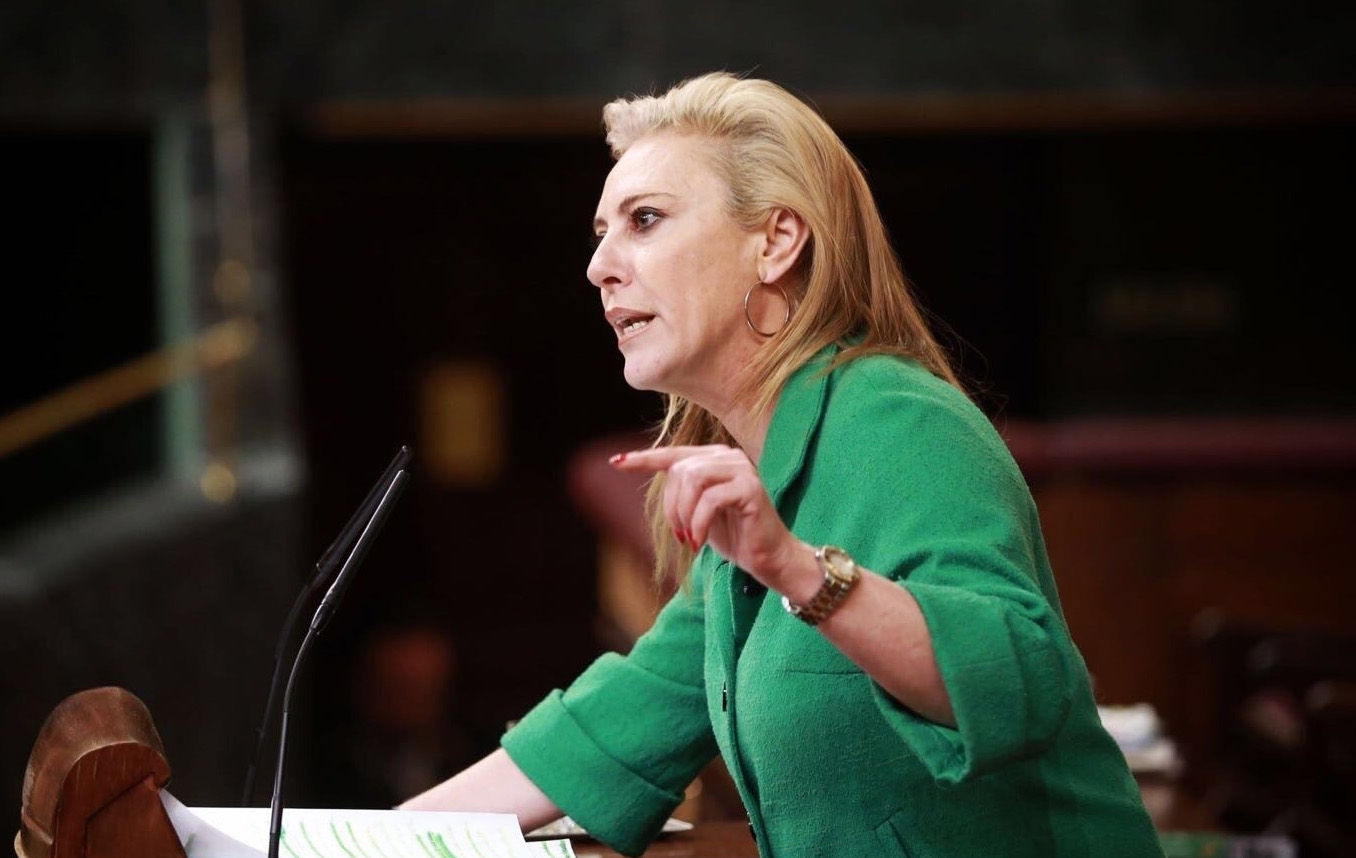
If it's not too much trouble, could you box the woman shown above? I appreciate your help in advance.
[403,72,1163,857]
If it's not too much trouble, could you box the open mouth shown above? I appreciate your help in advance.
[615,314,655,337]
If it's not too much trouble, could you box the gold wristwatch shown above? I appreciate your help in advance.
[782,545,860,625]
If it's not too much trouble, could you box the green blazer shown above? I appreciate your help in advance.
[504,349,1164,857]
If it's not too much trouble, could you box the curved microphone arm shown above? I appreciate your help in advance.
[242,445,412,806]
[266,628,318,858]
[267,469,409,858]
[241,572,321,807]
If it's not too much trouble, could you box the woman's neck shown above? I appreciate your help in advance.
[676,347,774,462]
[710,396,773,465]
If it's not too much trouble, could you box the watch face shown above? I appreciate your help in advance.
[820,546,855,583]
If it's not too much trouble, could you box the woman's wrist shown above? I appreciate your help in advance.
[770,539,823,604]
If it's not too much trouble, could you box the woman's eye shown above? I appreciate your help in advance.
[631,208,661,230]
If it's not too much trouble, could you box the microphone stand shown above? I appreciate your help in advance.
[267,468,409,858]
[241,445,411,805]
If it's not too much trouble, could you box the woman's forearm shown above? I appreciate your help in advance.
[399,747,563,832]
[777,540,956,728]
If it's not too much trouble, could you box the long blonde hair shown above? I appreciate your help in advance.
[602,72,962,586]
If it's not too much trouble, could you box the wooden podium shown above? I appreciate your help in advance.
[15,687,187,858]
[13,688,759,858]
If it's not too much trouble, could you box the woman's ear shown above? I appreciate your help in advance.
[757,208,811,285]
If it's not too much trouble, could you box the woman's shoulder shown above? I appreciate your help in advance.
[831,352,978,419]
[824,353,1016,470]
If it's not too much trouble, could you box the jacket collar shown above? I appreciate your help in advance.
[757,343,837,508]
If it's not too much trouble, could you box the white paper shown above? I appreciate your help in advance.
[161,791,572,858]
[161,791,261,858]
[525,839,577,858]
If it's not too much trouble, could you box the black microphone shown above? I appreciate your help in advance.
[267,466,409,858]
[241,444,413,805]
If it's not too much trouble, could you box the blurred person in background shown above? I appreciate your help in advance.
[320,622,470,808]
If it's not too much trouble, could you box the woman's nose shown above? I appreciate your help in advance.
[587,235,625,292]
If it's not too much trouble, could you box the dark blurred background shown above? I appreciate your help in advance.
[2,1,1355,855]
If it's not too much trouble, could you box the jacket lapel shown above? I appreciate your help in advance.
[720,344,836,661]
[757,345,835,507]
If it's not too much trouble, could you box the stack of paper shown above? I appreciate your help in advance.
[161,791,575,858]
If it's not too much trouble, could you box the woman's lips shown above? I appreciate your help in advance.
[605,308,656,342]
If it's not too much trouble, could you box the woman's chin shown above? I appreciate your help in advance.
[621,366,660,392]
[621,357,672,394]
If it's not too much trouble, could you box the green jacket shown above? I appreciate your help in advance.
[504,349,1163,857]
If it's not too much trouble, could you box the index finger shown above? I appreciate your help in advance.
[609,445,712,473]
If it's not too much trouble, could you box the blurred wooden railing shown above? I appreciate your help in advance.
[0,317,256,461]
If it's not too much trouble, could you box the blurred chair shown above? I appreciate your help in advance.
[566,431,671,650]
[1193,610,1356,858]
[566,431,744,823]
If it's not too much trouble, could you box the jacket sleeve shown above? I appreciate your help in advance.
[812,368,1076,786]
[501,567,718,856]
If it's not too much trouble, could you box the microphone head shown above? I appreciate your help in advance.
[315,445,413,578]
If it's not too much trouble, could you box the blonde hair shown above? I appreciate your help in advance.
[603,72,963,586]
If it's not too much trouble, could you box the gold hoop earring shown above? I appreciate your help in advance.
[744,281,793,338]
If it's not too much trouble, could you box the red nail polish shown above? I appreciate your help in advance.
[609,452,627,464]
